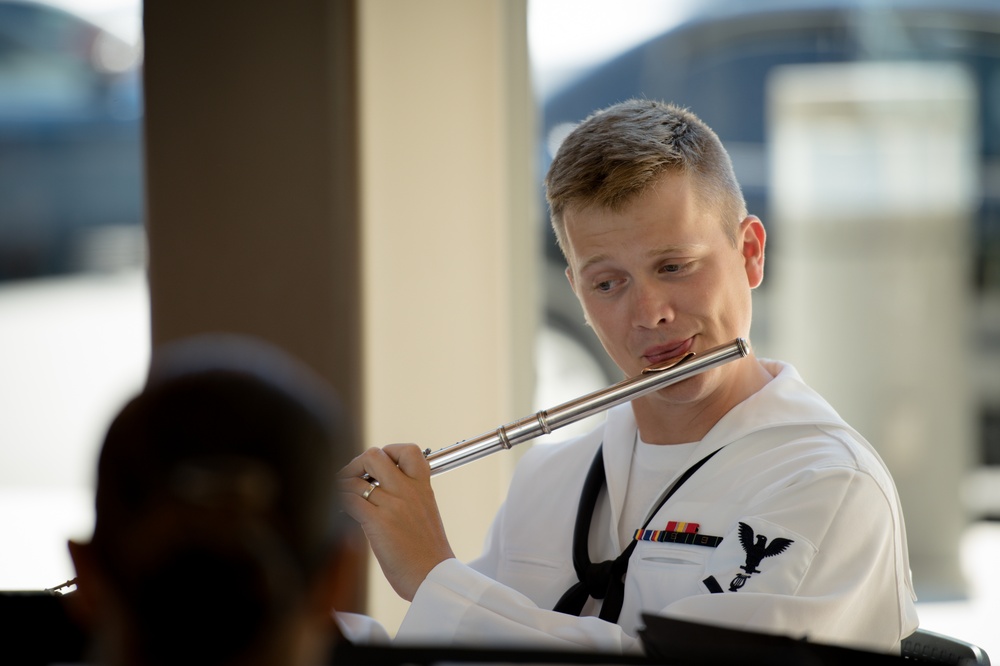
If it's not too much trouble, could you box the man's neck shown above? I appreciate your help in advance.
[631,357,773,445]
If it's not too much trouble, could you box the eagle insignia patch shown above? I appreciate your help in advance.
[726,521,793,591]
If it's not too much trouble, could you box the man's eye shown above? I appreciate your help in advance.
[660,263,683,274]
[593,277,624,292]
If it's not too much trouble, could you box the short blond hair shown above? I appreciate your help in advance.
[545,99,747,254]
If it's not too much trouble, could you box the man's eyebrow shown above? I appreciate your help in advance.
[646,244,705,258]
[577,253,611,274]
[576,244,705,274]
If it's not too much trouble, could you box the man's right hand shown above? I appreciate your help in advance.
[337,443,456,601]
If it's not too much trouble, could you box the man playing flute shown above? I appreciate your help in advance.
[338,99,919,654]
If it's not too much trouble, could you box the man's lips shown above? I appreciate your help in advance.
[642,338,694,366]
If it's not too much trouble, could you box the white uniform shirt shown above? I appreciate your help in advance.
[396,360,919,653]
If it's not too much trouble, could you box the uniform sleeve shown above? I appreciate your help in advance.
[656,464,919,653]
[334,611,392,644]
[395,558,643,653]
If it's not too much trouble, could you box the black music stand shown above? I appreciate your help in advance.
[638,613,907,666]
[0,589,87,665]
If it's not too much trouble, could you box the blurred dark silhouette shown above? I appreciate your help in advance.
[65,334,369,666]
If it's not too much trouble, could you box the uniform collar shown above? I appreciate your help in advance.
[600,359,855,518]
[704,359,854,449]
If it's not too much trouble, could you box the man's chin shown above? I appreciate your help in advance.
[649,373,713,404]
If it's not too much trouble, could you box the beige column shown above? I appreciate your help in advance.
[358,0,537,633]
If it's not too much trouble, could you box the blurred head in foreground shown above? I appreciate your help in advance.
[69,334,358,666]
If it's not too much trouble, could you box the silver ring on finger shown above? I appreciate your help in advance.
[362,480,380,501]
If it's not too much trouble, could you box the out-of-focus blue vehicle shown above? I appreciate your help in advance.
[0,0,143,281]
[537,0,1000,387]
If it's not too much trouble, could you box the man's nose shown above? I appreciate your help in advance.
[631,281,674,329]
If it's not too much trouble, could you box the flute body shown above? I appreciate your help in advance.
[425,337,749,475]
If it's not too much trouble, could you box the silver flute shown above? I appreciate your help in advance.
[425,337,750,475]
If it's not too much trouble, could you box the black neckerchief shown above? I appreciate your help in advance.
[552,443,722,623]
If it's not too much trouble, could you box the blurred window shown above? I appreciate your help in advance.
[0,0,144,280]
[0,0,146,591]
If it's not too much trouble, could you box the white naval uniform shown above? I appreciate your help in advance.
[395,360,919,654]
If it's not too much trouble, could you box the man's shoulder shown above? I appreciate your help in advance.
[721,419,896,497]
[754,361,889,473]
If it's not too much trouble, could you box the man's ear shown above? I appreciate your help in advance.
[564,264,577,295]
[739,215,766,289]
